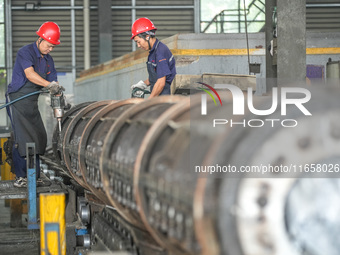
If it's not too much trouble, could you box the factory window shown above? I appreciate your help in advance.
[201,0,265,33]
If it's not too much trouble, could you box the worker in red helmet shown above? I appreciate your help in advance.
[130,17,176,98]
[6,21,64,187]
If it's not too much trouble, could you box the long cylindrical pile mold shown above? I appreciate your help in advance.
[52,89,340,255]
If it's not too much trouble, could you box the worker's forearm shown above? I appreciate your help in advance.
[27,72,50,87]
[144,78,150,86]
[24,67,51,87]
[149,77,166,98]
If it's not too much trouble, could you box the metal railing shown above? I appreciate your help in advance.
[201,0,265,33]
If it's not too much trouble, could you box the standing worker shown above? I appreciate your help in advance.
[130,17,176,98]
[6,21,64,187]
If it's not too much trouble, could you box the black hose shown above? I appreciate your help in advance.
[0,90,48,110]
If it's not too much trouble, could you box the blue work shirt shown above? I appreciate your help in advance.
[7,42,57,94]
[147,39,176,85]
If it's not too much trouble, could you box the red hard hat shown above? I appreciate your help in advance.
[36,21,61,45]
[131,17,157,40]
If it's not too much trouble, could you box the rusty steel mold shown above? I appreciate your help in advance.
[62,100,115,188]
[99,95,184,227]
[78,98,143,204]
[52,89,340,255]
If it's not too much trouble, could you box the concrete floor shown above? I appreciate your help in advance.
[0,199,40,255]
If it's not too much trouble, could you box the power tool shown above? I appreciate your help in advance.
[50,91,67,133]
[131,87,151,98]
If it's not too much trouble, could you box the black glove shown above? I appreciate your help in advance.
[47,81,65,95]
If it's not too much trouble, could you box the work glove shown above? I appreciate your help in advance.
[131,80,148,91]
[47,81,65,95]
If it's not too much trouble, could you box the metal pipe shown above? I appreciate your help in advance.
[5,0,12,85]
[112,5,195,9]
[306,3,340,8]
[71,0,76,83]
[132,0,136,52]
[11,6,85,10]
[83,0,90,70]
[11,5,195,10]
[5,0,13,128]
[194,0,200,33]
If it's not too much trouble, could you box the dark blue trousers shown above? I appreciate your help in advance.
[12,145,41,178]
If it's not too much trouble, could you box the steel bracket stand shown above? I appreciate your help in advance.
[26,142,39,229]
